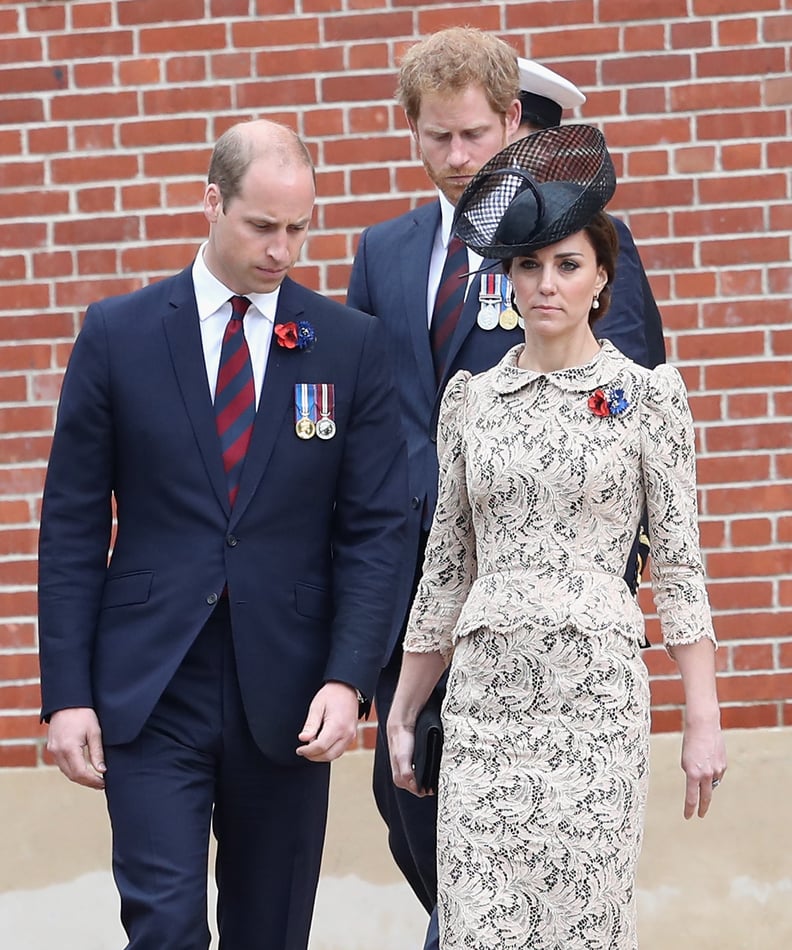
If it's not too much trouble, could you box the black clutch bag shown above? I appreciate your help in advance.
[412,692,443,795]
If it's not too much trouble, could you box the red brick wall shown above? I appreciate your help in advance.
[1,1,790,767]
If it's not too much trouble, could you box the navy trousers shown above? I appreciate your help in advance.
[103,599,330,950]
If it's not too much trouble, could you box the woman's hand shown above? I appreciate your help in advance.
[680,720,727,819]
[388,717,430,797]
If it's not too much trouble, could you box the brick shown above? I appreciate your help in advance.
[730,639,777,671]
[706,483,792,516]
[726,392,770,419]
[698,47,786,79]
[304,109,346,138]
[718,672,792,703]
[213,0,252,14]
[120,118,208,149]
[144,148,214,179]
[77,249,118,275]
[74,123,116,151]
[674,206,765,239]
[700,237,789,268]
[708,548,792,579]
[765,13,792,41]
[232,18,319,48]
[0,64,69,94]
[708,580,774,611]
[0,715,47,741]
[143,86,233,115]
[25,3,67,31]
[55,278,141,309]
[327,135,414,170]
[418,5,502,35]
[322,72,402,105]
[140,23,225,55]
[74,62,115,89]
[0,622,37,651]
[0,98,44,126]
[0,37,43,65]
[76,188,116,215]
[720,269,764,296]
[49,30,134,60]
[674,146,717,174]
[54,216,141,246]
[255,45,344,78]
[1,435,55,464]
[51,154,138,185]
[120,245,196,274]
[505,0,596,28]
[720,704,780,730]
[237,78,316,110]
[698,110,787,142]
[210,52,255,81]
[144,211,205,241]
[348,42,390,70]
[33,251,74,279]
[51,91,138,122]
[698,456,772,487]
[72,2,114,29]
[671,19,713,49]
[714,612,791,641]
[118,0,205,24]
[121,183,162,211]
[718,18,759,46]
[0,745,38,768]
[649,708,683,734]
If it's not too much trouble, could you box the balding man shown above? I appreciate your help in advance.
[38,119,407,949]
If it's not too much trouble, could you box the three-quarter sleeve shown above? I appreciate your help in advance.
[640,364,716,650]
[404,371,476,661]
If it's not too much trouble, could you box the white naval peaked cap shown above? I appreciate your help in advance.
[517,57,587,129]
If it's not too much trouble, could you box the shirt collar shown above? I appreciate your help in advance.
[490,339,626,395]
[192,242,280,323]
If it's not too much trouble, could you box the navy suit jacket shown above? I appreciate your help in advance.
[347,200,665,658]
[38,267,408,765]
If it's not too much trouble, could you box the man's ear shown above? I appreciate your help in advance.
[203,183,222,224]
[504,99,521,140]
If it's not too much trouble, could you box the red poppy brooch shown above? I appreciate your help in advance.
[588,387,629,417]
[274,320,316,351]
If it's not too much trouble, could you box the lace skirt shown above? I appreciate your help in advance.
[437,623,650,949]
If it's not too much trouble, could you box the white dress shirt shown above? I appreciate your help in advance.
[192,243,279,408]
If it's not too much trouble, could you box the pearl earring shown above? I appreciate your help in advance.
[592,295,600,310]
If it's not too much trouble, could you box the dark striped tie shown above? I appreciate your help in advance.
[215,295,255,507]
[429,235,468,383]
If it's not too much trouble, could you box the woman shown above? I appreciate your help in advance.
[387,125,726,949]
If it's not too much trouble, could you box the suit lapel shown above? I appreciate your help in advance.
[401,203,440,407]
[230,278,302,526]
[162,268,231,517]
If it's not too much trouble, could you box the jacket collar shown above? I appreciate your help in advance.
[490,339,625,395]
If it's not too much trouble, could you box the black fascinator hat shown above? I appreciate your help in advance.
[452,124,616,259]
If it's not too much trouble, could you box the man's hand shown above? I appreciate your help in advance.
[47,707,106,790]
[296,682,359,763]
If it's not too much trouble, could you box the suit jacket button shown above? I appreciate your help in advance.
[226,534,238,547]
[207,592,218,605]
[410,496,421,510]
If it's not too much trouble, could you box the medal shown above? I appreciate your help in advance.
[476,272,500,331]
[315,383,336,440]
[498,275,521,331]
[294,383,316,439]
[499,307,519,330]
[296,417,315,439]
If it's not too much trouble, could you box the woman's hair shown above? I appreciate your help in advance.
[503,212,619,325]
[397,27,520,124]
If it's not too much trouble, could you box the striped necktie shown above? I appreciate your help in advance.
[215,295,255,507]
[429,235,468,383]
